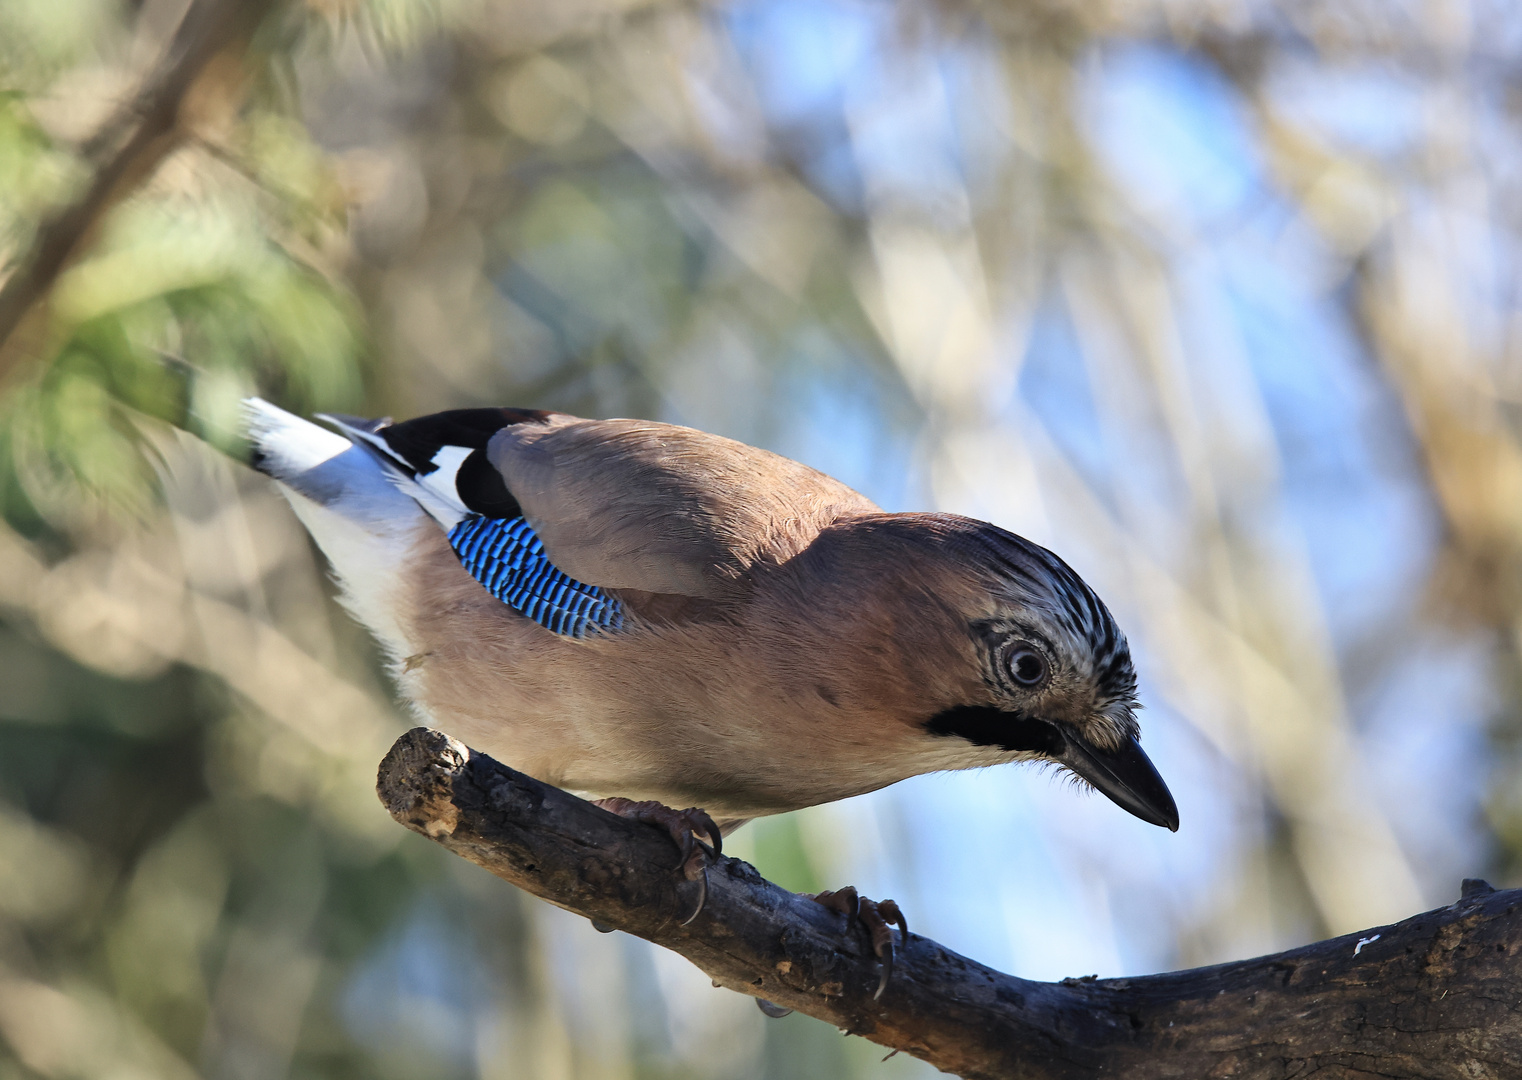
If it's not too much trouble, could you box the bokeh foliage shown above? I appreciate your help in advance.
[3,1,1522,1078]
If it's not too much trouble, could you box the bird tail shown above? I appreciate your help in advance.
[243,397,425,661]
[243,397,425,526]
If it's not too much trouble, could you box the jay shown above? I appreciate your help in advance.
[246,399,1178,993]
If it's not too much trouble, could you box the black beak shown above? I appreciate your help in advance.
[1057,731,1179,831]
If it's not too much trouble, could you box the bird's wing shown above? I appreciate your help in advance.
[312,406,880,604]
[486,416,880,600]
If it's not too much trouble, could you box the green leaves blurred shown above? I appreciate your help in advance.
[0,0,117,86]
[0,97,88,258]
[1,54,364,528]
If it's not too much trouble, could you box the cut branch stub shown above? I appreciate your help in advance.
[377,727,1522,1080]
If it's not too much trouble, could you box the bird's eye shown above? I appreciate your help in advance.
[1005,642,1049,688]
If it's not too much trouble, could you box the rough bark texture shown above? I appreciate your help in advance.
[377,727,1522,1080]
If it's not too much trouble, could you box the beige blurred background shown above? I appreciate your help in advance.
[2,0,1520,1077]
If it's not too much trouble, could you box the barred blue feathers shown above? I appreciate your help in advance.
[448,515,624,637]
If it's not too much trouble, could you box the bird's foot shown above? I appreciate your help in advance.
[811,886,909,1001]
[594,798,722,925]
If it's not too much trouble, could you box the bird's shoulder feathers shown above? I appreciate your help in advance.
[487,416,880,600]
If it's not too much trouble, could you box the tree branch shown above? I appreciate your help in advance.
[0,0,282,380]
[377,728,1521,1080]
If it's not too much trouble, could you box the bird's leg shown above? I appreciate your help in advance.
[593,798,722,925]
[811,886,909,1001]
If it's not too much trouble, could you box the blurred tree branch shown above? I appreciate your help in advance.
[379,727,1522,1080]
[0,0,282,382]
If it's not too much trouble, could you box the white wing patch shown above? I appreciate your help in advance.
[416,445,473,519]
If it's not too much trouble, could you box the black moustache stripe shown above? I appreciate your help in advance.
[925,705,1065,756]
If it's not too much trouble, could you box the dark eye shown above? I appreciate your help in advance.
[1005,642,1049,688]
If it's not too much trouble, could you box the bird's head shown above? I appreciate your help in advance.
[817,514,1179,831]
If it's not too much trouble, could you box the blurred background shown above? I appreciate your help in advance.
[2,0,1521,1077]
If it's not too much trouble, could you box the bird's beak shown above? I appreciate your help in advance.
[1056,730,1179,831]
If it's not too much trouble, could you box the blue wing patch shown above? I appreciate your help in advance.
[448,515,624,637]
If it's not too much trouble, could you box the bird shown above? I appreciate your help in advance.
[245,398,1178,996]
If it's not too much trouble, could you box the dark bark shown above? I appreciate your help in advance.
[377,727,1522,1080]
[0,0,281,378]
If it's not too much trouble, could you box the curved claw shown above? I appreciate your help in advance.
[874,940,893,1001]
[668,808,721,875]
[813,886,860,920]
[593,798,722,924]
[756,998,794,1018]
[679,861,708,926]
[810,887,909,999]
[676,826,695,873]
[697,813,723,860]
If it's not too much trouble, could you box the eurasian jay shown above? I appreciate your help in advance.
[246,399,1177,992]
